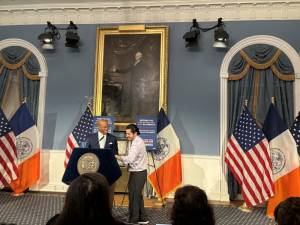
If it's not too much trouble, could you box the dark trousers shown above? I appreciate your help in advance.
[128,170,147,223]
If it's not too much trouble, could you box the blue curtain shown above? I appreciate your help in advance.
[227,44,294,200]
[0,46,40,122]
[0,69,9,105]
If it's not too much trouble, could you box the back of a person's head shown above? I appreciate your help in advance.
[274,197,300,225]
[55,173,114,225]
[171,185,215,225]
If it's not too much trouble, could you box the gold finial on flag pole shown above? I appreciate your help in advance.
[244,99,248,107]
[22,97,27,104]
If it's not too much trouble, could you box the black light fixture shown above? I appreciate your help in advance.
[38,21,60,49]
[65,21,80,48]
[213,18,229,48]
[183,19,200,47]
[38,21,80,49]
[183,17,229,48]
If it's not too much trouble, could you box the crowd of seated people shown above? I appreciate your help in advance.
[46,173,125,225]
[45,172,216,225]
[39,173,298,225]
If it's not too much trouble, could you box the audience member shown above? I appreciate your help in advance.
[274,197,300,225]
[46,173,125,225]
[171,185,215,225]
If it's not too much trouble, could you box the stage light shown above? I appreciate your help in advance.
[183,19,200,47]
[38,21,59,50]
[213,18,229,48]
[38,21,80,49]
[65,21,80,48]
[183,18,229,49]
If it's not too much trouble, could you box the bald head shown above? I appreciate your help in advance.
[135,52,143,61]
[97,119,108,135]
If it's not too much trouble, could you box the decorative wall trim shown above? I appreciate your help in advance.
[0,38,48,146]
[1,1,300,25]
[32,150,227,202]
[219,35,300,201]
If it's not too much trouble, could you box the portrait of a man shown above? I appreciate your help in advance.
[102,33,161,122]
[94,26,168,127]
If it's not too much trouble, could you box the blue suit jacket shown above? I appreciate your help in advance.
[86,132,119,155]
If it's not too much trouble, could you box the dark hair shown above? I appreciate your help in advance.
[54,173,119,225]
[274,197,300,225]
[126,123,140,135]
[171,185,215,225]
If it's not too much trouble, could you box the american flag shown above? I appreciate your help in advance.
[225,107,274,207]
[290,112,300,156]
[64,107,93,167]
[0,109,18,188]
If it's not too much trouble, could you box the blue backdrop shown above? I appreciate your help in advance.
[1,20,300,155]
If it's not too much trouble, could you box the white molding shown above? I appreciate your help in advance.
[219,35,300,201]
[181,154,220,160]
[0,38,48,146]
[1,1,300,25]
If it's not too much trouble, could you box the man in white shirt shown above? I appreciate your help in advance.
[115,124,149,224]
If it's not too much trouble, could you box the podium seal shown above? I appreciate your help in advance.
[77,153,100,174]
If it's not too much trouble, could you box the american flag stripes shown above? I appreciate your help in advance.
[64,107,93,167]
[0,109,18,188]
[225,107,274,207]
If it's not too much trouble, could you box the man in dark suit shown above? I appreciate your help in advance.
[87,119,119,154]
[86,119,119,208]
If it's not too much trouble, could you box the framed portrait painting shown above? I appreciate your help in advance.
[93,25,168,129]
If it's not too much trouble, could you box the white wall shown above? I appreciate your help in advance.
[31,150,228,202]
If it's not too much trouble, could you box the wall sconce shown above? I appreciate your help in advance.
[38,21,80,49]
[183,18,229,48]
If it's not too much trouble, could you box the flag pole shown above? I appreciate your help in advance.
[238,99,253,213]
[150,151,166,207]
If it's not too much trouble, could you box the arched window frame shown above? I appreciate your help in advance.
[219,35,300,202]
[0,38,48,146]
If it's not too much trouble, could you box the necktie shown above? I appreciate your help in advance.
[99,135,105,148]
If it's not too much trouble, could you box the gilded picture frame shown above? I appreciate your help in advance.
[93,25,168,129]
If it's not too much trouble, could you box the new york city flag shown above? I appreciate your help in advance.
[9,103,40,194]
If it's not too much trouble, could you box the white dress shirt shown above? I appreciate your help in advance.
[98,132,106,149]
[120,135,147,172]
